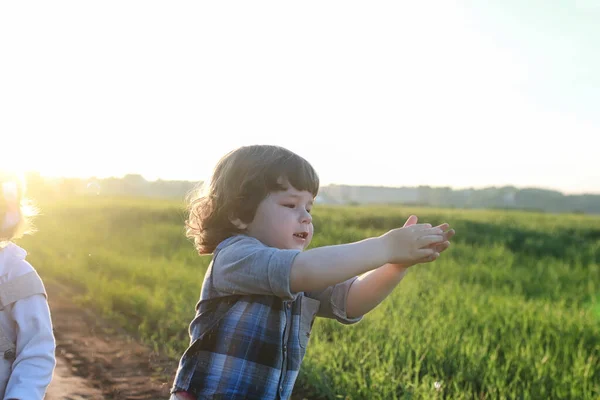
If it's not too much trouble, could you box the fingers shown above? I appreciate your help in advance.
[444,229,456,241]
[415,248,440,261]
[433,224,454,238]
[424,222,453,232]
[413,223,452,234]
[411,223,455,264]
[409,223,433,231]
[403,215,418,227]
[434,223,450,231]
[414,226,445,242]
[417,234,445,247]
[433,241,451,253]
[416,225,455,241]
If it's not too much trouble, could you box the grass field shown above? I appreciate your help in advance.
[19,197,600,399]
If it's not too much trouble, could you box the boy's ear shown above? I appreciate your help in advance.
[229,216,248,230]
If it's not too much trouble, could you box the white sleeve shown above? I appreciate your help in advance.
[4,294,56,400]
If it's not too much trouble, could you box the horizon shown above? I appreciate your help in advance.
[25,169,600,196]
[2,1,599,196]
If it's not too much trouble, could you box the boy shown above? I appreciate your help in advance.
[171,145,454,399]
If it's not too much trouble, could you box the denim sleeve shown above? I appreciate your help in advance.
[305,276,363,325]
[212,236,301,300]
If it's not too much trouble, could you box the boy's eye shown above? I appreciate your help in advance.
[306,208,312,214]
[283,204,295,208]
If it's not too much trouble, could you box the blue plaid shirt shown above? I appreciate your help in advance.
[171,235,362,399]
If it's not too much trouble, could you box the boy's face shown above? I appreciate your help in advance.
[245,184,314,251]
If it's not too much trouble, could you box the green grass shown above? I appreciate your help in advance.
[19,197,600,399]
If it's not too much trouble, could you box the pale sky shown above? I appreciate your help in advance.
[1,1,599,194]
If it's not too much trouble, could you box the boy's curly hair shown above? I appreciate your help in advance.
[0,175,38,245]
[186,145,319,254]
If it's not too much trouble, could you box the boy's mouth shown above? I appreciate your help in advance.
[293,232,308,239]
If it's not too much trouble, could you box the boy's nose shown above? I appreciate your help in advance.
[300,210,312,224]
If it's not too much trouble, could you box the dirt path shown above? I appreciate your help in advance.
[44,281,175,400]
[46,357,105,400]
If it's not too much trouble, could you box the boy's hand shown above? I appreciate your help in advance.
[402,215,454,265]
[379,215,454,266]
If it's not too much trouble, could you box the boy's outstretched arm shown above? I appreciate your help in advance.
[346,216,454,318]
[290,218,449,293]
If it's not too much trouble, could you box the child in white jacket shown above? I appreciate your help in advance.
[0,178,55,399]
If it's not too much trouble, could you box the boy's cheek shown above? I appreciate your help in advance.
[305,231,314,249]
